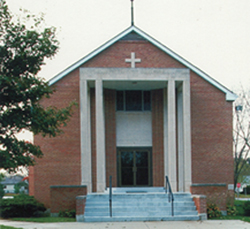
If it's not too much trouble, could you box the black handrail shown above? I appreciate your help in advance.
[165,176,174,216]
[109,175,112,217]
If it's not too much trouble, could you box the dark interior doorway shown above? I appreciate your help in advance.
[117,148,152,187]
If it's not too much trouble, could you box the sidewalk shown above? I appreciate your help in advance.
[1,220,250,229]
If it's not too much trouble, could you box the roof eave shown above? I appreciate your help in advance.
[49,26,135,86]
[132,27,237,102]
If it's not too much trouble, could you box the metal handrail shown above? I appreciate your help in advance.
[165,176,174,216]
[109,175,112,217]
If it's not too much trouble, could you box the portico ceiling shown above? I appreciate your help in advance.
[89,80,169,90]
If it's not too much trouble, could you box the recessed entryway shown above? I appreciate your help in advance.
[117,148,152,187]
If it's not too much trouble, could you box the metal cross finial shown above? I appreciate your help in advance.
[125,52,141,68]
[131,0,134,26]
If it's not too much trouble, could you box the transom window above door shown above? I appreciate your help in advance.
[116,90,151,111]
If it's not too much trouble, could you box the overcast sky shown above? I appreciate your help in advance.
[5,0,250,92]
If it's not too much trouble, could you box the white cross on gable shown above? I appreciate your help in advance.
[125,52,141,68]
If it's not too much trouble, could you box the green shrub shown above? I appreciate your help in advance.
[0,194,46,218]
[58,209,76,218]
[207,203,222,219]
[243,201,250,216]
[227,204,237,216]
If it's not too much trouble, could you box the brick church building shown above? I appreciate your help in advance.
[29,25,236,216]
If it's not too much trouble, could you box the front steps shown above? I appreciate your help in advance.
[81,187,199,222]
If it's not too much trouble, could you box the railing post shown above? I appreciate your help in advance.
[171,196,174,216]
[165,176,174,217]
[109,175,112,217]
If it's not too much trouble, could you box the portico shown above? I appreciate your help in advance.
[80,68,192,193]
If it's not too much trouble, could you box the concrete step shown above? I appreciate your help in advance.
[80,189,199,222]
[84,210,197,217]
[83,215,200,222]
[86,201,195,207]
[84,206,197,213]
[105,187,166,193]
[86,193,193,201]
[89,191,192,196]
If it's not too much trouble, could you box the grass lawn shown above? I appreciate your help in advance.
[0,226,22,229]
[9,217,76,223]
[234,199,246,215]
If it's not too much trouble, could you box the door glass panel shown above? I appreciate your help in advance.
[136,151,148,167]
[121,151,133,167]
[136,168,148,185]
[121,168,133,185]
[119,149,151,187]
[136,151,149,185]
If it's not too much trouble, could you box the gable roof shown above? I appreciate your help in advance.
[49,26,237,101]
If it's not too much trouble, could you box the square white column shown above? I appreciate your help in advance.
[80,79,92,192]
[183,78,192,191]
[163,88,168,184]
[177,87,184,192]
[168,79,177,191]
[95,79,106,192]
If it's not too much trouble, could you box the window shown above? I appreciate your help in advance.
[116,90,151,111]
[126,91,142,111]
[143,91,151,111]
[116,91,124,110]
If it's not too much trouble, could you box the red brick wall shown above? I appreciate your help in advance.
[104,89,117,187]
[193,195,207,214]
[190,71,234,185]
[28,166,34,196]
[50,185,87,213]
[31,69,81,207]
[191,185,234,211]
[152,89,164,186]
[82,40,185,69]
[190,72,234,209]
[76,196,87,216]
[90,88,96,192]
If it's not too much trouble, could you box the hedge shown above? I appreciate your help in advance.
[0,194,46,218]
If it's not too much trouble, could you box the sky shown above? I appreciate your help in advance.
[5,0,250,92]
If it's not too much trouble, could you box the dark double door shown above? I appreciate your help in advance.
[117,148,152,187]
